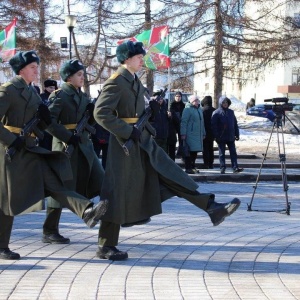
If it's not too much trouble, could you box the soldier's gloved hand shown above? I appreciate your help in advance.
[235,136,240,141]
[149,100,160,115]
[68,135,81,147]
[129,127,141,143]
[86,103,95,114]
[9,136,25,151]
[37,103,52,126]
[86,103,95,124]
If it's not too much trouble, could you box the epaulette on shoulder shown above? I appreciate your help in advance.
[0,82,12,93]
[54,88,62,95]
[49,88,62,103]
[2,82,12,88]
[109,73,120,80]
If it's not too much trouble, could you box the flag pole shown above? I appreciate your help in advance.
[167,67,171,110]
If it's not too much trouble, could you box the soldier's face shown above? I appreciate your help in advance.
[19,62,39,85]
[126,54,144,73]
[68,70,84,88]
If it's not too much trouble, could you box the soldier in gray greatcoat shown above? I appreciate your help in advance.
[42,59,105,244]
[93,41,241,261]
[0,51,108,260]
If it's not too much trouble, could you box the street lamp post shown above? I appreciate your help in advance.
[65,15,77,59]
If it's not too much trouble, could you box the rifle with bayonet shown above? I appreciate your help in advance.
[122,87,167,156]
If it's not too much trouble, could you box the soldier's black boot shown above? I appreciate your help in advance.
[83,199,109,228]
[43,207,70,244]
[206,195,241,226]
[0,248,20,260]
[96,246,128,261]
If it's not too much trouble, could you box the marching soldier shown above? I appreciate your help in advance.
[0,51,108,260]
[42,59,105,244]
[93,41,241,261]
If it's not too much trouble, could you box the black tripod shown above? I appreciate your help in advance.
[247,111,299,215]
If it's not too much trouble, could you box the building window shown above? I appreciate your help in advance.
[292,67,300,85]
[205,69,209,77]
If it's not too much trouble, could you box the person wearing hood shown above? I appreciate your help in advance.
[211,96,243,174]
[180,95,206,174]
[201,95,216,169]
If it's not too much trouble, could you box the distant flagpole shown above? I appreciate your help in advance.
[0,18,17,63]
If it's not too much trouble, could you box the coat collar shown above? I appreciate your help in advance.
[117,66,135,83]
[62,82,83,107]
[117,66,141,97]
[11,76,34,102]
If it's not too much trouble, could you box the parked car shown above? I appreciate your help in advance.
[246,104,275,122]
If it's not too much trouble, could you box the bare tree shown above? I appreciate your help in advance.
[1,0,300,103]
[0,0,64,87]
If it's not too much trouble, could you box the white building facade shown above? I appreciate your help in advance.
[194,1,300,105]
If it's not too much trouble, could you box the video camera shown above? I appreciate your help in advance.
[264,97,294,115]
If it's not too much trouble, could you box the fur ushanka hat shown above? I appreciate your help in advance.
[116,41,146,64]
[9,50,40,75]
[59,59,84,82]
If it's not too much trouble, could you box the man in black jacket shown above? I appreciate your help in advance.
[201,96,216,169]
[211,96,243,174]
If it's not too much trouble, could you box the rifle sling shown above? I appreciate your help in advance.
[4,125,36,137]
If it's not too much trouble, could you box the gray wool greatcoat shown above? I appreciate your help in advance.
[94,66,204,225]
[0,76,73,216]
[46,83,104,208]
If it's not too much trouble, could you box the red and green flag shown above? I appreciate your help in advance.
[0,18,17,63]
[117,26,170,70]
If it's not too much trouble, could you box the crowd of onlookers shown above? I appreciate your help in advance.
[150,91,244,174]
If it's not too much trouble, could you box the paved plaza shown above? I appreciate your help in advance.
[1,180,300,300]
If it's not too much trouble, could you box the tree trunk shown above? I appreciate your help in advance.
[144,0,154,95]
[214,0,223,108]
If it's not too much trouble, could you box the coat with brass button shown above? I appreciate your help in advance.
[46,83,104,208]
[0,76,73,216]
[94,66,200,225]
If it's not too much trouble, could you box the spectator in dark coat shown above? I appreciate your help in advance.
[201,95,216,169]
[151,95,169,153]
[38,79,58,151]
[211,96,243,174]
[166,111,179,161]
[168,92,185,159]
[40,79,58,104]
[91,124,110,169]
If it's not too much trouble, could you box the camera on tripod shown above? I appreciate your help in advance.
[264,97,294,115]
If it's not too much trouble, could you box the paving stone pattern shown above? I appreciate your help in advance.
[1,179,300,300]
